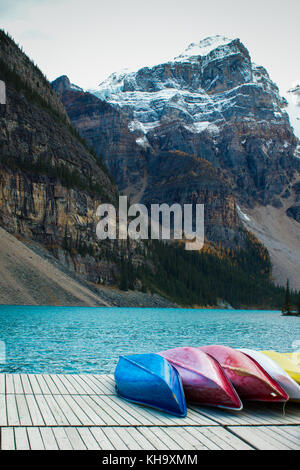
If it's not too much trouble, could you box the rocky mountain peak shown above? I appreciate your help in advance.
[174,35,248,62]
[52,75,83,95]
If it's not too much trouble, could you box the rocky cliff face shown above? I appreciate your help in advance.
[0,30,119,285]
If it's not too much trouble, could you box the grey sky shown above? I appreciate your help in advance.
[0,0,299,95]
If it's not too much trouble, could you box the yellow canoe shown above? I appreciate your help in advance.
[281,353,300,366]
[261,351,300,384]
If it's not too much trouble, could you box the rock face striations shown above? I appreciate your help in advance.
[0,30,118,285]
[0,29,298,304]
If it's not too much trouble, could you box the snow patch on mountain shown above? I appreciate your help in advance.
[174,36,236,62]
[286,82,300,140]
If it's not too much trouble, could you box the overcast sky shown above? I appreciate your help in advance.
[0,0,299,94]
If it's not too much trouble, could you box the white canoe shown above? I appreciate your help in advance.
[239,348,300,402]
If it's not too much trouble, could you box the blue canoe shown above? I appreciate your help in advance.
[114,353,187,417]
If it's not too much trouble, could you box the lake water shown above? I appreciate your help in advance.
[0,306,299,374]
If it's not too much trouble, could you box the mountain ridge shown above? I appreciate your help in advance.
[52,36,300,289]
[0,29,297,307]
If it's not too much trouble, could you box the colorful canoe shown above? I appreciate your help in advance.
[261,351,300,384]
[158,347,243,410]
[114,353,187,417]
[240,349,300,402]
[199,345,289,402]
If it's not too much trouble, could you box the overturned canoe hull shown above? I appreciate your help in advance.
[199,345,289,403]
[240,349,300,402]
[114,353,187,417]
[261,351,300,385]
[158,347,243,410]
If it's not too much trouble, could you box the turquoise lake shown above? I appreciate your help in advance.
[0,306,299,374]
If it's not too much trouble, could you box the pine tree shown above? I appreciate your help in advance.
[283,279,292,315]
[297,290,300,316]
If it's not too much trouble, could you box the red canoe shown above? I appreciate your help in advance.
[199,345,289,402]
[158,347,243,410]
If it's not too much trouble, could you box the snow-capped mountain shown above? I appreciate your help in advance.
[52,36,300,288]
[90,36,289,153]
[286,82,300,141]
[53,36,299,247]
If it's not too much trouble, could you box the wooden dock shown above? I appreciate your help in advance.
[0,373,300,450]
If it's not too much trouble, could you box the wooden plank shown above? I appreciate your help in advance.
[185,426,221,450]
[68,374,93,395]
[25,395,45,426]
[101,395,143,426]
[6,394,20,426]
[43,394,69,426]
[160,426,199,450]
[40,427,59,450]
[59,374,85,395]
[35,375,51,394]
[64,427,87,450]
[35,395,57,426]
[256,426,300,451]
[274,425,300,443]
[92,395,132,426]
[79,395,119,426]
[89,427,115,450]
[6,375,15,394]
[56,375,78,395]
[1,427,15,450]
[102,427,129,450]
[108,395,154,426]
[0,374,5,394]
[52,427,73,450]
[77,375,103,394]
[50,375,70,395]
[20,375,33,394]
[27,427,45,450]
[138,426,171,450]
[228,426,290,450]
[42,375,61,395]
[193,403,300,427]
[70,375,96,395]
[125,427,156,450]
[0,395,7,426]
[150,427,184,450]
[15,427,30,450]
[108,396,168,427]
[52,395,82,426]
[71,395,107,426]
[198,427,251,451]
[205,426,253,450]
[27,375,43,395]
[76,427,101,450]
[89,375,116,394]
[12,375,24,394]
[62,395,94,426]
[113,427,143,450]
[16,394,32,426]
[171,426,209,450]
